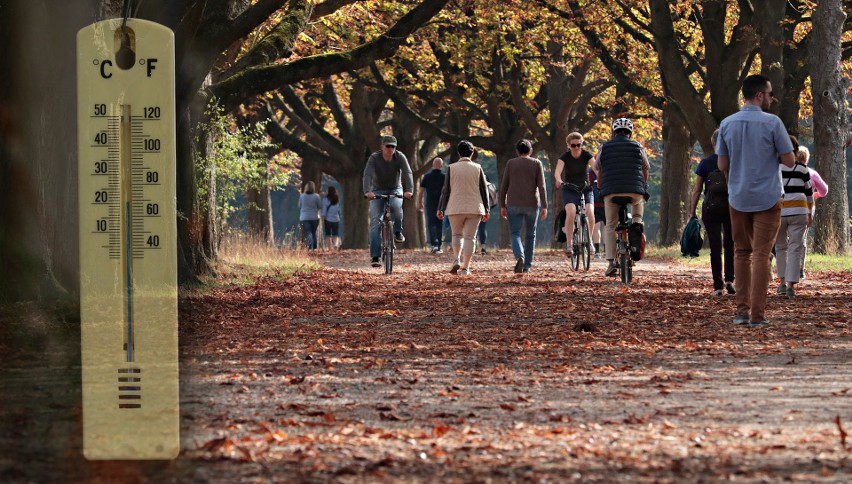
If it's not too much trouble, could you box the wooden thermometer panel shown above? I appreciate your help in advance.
[77,18,178,460]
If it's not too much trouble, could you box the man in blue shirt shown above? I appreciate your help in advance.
[717,74,796,327]
[417,157,446,253]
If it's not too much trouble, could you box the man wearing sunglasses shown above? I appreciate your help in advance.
[717,74,795,327]
[363,135,414,267]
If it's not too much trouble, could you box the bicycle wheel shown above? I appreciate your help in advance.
[619,247,630,284]
[383,221,394,274]
[626,258,633,283]
[580,216,591,271]
[570,224,580,270]
[384,245,393,274]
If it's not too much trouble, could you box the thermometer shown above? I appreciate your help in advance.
[77,18,178,460]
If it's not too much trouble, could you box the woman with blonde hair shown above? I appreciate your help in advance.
[774,138,813,298]
[554,132,596,257]
[795,146,828,279]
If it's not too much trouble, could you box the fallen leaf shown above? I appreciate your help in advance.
[835,415,848,447]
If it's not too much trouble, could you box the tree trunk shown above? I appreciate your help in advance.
[181,97,216,278]
[247,186,273,244]
[811,0,850,254]
[175,105,206,282]
[656,107,695,246]
[544,148,564,249]
[340,176,369,249]
[754,0,787,118]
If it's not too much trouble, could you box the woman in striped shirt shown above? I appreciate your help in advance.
[774,140,813,299]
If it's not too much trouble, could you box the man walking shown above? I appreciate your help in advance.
[717,74,796,326]
[499,139,547,273]
[363,135,414,267]
[418,157,445,253]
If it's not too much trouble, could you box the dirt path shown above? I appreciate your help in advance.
[2,249,850,482]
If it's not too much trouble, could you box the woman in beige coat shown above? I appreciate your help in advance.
[437,140,490,275]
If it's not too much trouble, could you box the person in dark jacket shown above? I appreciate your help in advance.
[689,129,735,297]
[417,157,446,253]
[594,118,650,277]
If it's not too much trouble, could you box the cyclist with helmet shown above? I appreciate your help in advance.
[594,118,650,277]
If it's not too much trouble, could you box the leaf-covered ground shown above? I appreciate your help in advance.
[1,249,849,482]
[177,249,850,482]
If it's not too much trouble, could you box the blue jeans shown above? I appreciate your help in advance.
[369,189,403,258]
[300,219,319,250]
[507,206,540,269]
[426,207,443,248]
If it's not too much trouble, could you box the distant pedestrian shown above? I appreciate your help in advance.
[418,157,446,254]
[322,186,341,250]
[437,141,490,275]
[298,181,322,251]
[716,74,796,326]
[689,129,735,297]
[775,137,813,298]
[588,170,605,258]
[500,139,548,273]
[474,150,496,255]
[796,146,827,278]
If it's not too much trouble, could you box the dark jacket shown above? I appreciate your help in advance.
[598,135,647,198]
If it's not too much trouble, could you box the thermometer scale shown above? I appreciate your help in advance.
[77,18,178,460]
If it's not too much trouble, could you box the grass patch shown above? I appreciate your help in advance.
[647,244,851,273]
[195,236,320,289]
[800,252,852,273]
[646,245,711,267]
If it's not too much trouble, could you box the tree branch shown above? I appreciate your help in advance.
[210,0,451,109]
[220,0,312,79]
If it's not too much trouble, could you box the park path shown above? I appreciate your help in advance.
[1,248,849,482]
[176,249,850,482]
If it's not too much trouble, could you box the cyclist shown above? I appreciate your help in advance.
[554,132,595,257]
[594,118,650,277]
[363,135,414,267]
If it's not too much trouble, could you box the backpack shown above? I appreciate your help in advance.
[629,222,645,261]
[702,169,729,215]
[680,216,703,257]
[554,209,567,243]
[486,181,498,209]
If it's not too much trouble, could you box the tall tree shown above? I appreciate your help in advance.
[262,77,391,249]
[507,37,620,246]
[810,0,850,254]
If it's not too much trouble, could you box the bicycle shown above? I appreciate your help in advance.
[611,196,635,283]
[563,182,592,271]
[369,193,403,274]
